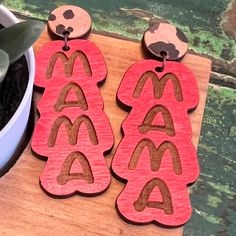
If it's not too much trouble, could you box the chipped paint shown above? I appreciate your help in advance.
[207,182,234,197]
[2,0,235,61]
[194,209,221,224]
[207,195,222,208]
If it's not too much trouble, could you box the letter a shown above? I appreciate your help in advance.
[134,178,173,214]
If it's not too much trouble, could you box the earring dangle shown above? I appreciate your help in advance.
[31,5,114,197]
[111,23,200,226]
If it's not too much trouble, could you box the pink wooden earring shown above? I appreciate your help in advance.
[31,5,114,197]
[111,23,200,226]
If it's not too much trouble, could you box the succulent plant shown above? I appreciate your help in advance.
[0,20,45,82]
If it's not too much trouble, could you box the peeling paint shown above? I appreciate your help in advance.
[194,209,221,224]
[2,0,235,61]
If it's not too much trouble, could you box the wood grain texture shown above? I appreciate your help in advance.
[31,39,114,196]
[112,60,199,226]
[144,23,188,60]
[0,29,211,236]
[48,5,92,38]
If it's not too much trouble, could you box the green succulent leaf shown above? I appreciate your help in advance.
[0,20,45,63]
[0,49,9,83]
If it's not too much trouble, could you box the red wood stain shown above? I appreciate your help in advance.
[31,40,114,197]
[112,60,199,226]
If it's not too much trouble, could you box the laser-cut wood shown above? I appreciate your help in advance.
[48,5,92,39]
[46,51,92,79]
[0,32,211,236]
[54,82,88,112]
[138,105,175,136]
[112,60,200,226]
[144,23,188,60]
[134,178,174,214]
[57,151,94,185]
[47,115,98,147]
[128,139,182,174]
[31,39,114,196]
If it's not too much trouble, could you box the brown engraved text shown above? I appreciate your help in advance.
[54,82,88,112]
[46,51,92,79]
[48,115,98,147]
[129,139,182,174]
[133,72,183,101]
[57,151,94,185]
[139,105,175,136]
[134,177,174,214]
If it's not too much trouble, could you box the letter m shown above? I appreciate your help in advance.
[48,115,98,147]
[45,51,91,79]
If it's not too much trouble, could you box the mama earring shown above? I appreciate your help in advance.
[31,5,114,197]
[112,23,200,226]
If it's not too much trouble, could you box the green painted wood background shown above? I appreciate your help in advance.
[1,0,236,235]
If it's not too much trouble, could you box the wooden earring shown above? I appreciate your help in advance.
[31,5,114,197]
[111,23,200,226]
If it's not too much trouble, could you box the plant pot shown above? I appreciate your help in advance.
[0,5,35,173]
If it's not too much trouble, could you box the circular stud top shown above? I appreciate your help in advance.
[48,5,92,39]
[144,23,188,60]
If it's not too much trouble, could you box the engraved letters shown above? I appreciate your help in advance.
[112,60,199,226]
[32,40,113,196]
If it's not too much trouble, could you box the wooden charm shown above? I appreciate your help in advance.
[31,40,114,197]
[111,60,199,226]
[144,23,188,60]
[48,5,92,38]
